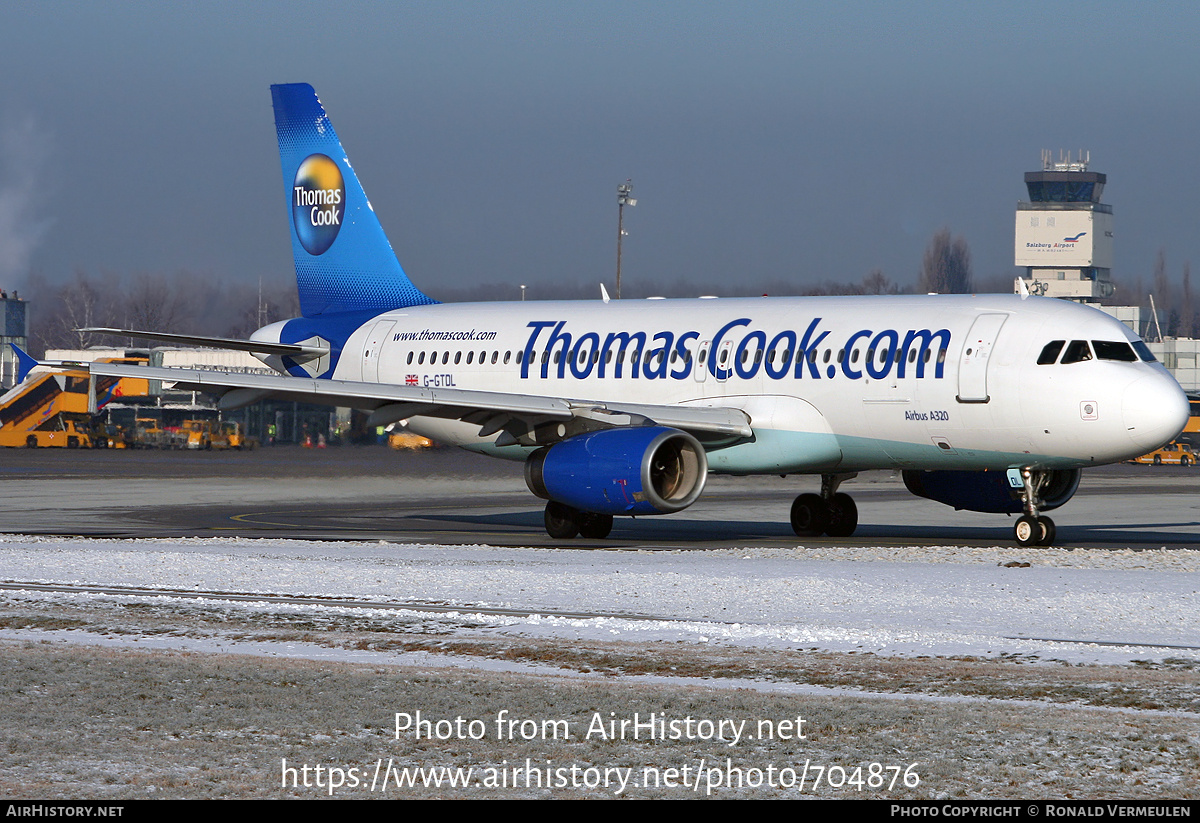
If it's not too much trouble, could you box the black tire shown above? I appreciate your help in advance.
[825,492,858,537]
[1153,454,1162,465]
[67,437,79,449]
[790,493,828,537]
[578,513,614,539]
[1014,514,1040,546]
[25,435,37,449]
[1182,455,1192,467]
[1036,516,1056,546]
[544,501,580,539]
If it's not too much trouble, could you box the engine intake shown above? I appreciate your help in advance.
[902,468,1081,514]
[525,426,707,516]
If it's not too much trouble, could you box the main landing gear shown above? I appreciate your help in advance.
[543,501,614,540]
[790,473,859,538]
[1014,468,1056,547]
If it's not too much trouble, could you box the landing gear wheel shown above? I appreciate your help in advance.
[578,512,614,539]
[1035,516,1056,546]
[1014,515,1040,546]
[824,492,859,537]
[1015,514,1056,546]
[790,493,829,537]
[544,501,579,539]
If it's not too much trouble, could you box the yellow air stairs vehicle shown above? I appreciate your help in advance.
[0,347,149,448]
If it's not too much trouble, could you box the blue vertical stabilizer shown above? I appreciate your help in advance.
[271,83,437,317]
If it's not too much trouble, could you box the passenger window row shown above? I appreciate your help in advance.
[401,344,948,369]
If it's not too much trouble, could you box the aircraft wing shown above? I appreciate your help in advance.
[84,362,754,440]
[79,328,329,357]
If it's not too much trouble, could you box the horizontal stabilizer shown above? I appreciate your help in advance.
[79,328,329,358]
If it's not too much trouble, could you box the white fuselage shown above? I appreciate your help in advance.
[281,293,1188,475]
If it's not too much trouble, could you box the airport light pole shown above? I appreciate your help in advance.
[616,180,636,300]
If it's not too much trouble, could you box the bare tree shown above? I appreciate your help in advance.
[26,268,308,354]
[58,270,111,348]
[27,269,122,354]
[919,228,973,294]
[223,279,300,338]
[861,268,897,294]
[1153,250,1170,304]
[1182,262,1194,339]
[124,272,193,343]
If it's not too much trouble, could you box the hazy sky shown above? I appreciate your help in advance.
[2,1,1198,303]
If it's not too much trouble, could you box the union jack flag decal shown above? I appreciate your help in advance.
[405,374,419,385]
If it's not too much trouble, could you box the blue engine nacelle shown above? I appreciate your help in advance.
[901,469,1081,514]
[525,426,708,516]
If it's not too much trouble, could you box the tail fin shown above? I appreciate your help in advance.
[271,83,437,317]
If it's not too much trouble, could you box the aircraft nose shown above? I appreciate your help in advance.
[1122,374,1190,451]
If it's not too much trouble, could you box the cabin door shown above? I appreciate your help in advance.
[956,313,1007,403]
[363,320,395,383]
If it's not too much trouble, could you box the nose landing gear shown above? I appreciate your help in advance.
[1014,468,1057,546]
[1014,514,1055,546]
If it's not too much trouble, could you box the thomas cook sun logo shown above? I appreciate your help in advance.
[292,154,345,255]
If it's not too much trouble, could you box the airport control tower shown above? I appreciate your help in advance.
[0,290,28,388]
[1014,150,1114,302]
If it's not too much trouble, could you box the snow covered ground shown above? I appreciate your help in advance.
[1,534,1197,667]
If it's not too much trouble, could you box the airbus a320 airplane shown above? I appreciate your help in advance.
[80,83,1188,546]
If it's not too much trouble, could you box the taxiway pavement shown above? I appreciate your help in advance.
[0,446,1197,550]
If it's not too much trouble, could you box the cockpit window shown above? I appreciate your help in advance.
[1060,340,1092,364]
[1091,340,1138,362]
[1037,340,1065,365]
[1131,340,1157,362]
